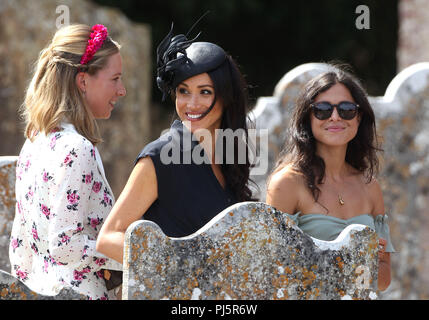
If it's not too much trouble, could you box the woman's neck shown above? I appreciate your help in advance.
[316,144,349,182]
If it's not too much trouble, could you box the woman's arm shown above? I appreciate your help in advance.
[369,178,391,291]
[96,157,158,263]
[266,166,301,214]
[47,138,117,272]
[377,238,391,291]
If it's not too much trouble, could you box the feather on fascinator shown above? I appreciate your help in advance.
[156,15,227,101]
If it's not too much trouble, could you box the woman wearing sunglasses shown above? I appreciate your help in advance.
[266,66,394,291]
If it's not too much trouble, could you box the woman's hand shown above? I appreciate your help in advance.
[377,237,391,291]
[96,157,158,263]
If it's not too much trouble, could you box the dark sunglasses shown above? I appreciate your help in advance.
[310,101,360,120]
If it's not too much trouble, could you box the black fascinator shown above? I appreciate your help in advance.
[156,15,227,101]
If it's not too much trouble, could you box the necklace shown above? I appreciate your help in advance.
[338,194,345,205]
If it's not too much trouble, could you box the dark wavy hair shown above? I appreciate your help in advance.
[210,55,256,202]
[271,65,382,202]
[171,55,256,202]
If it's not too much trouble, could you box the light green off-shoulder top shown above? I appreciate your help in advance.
[285,213,395,253]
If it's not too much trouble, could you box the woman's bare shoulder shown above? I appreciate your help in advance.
[266,164,305,213]
[363,175,385,216]
[268,164,304,189]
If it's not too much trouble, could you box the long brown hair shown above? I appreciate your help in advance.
[208,55,256,202]
[21,24,120,145]
[270,65,382,202]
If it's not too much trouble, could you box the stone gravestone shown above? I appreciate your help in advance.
[0,156,18,272]
[0,269,86,300]
[123,202,379,300]
[0,0,152,198]
[250,62,429,299]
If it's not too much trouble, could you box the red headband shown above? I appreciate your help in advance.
[80,24,108,65]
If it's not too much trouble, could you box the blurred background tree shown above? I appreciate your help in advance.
[94,0,398,111]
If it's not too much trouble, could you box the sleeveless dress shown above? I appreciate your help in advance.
[285,212,395,252]
[135,120,236,237]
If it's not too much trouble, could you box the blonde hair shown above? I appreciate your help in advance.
[21,24,121,145]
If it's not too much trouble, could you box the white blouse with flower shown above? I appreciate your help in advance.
[9,123,122,300]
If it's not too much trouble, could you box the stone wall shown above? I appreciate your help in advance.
[398,0,429,71]
[0,270,86,300]
[251,62,429,299]
[0,156,380,300]
[0,157,17,272]
[0,0,152,197]
[123,202,379,300]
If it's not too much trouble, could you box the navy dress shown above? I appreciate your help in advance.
[135,120,236,237]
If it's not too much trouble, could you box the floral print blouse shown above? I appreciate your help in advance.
[9,123,122,300]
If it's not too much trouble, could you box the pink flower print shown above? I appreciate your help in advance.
[42,171,53,182]
[44,259,49,273]
[92,181,102,193]
[24,159,30,171]
[72,267,91,287]
[73,222,84,235]
[100,187,112,207]
[95,270,104,279]
[39,203,51,219]
[11,238,22,252]
[14,267,29,281]
[57,232,71,246]
[67,190,80,203]
[11,238,19,250]
[73,270,85,282]
[50,136,56,150]
[82,171,93,184]
[64,154,72,166]
[30,242,39,254]
[47,253,66,267]
[16,169,23,181]
[82,245,89,260]
[88,217,103,231]
[67,189,80,204]
[31,222,40,241]
[25,186,34,201]
[90,148,96,160]
[66,189,80,211]
[94,258,106,266]
[49,132,61,150]
[32,228,38,241]
[63,148,77,167]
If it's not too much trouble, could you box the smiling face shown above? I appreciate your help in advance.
[310,82,361,148]
[83,52,126,119]
[175,72,224,134]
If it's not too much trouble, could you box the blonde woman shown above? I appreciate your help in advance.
[9,24,126,300]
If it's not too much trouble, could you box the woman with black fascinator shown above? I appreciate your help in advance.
[97,22,254,263]
[266,65,394,291]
